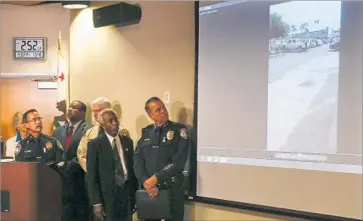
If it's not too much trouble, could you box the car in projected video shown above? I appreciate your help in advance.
[282,38,307,52]
[329,36,340,51]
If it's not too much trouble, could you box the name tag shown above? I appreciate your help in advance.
[152,146,159,149]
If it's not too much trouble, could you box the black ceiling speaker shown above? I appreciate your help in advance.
[93,2,142,28]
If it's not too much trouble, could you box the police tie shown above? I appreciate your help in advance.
[113,138,125,187]
[65,125,74,150]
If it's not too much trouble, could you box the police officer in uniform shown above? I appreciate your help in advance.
[134,97,189,221]
[15,109,64,165]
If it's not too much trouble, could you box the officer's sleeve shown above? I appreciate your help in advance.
[54,139,65,163]
[154,126,190,183]
[77,128,92,173]
[86,140,102,206]
[133,129,149,186]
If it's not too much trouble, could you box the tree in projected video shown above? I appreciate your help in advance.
[270,12,290,39]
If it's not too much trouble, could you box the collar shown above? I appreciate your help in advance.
[154,120,170,130]
[28,133,43,142]
[105,133,119,147]
[69,120,82,131]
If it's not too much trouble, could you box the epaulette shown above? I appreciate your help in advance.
[144,124,154,130]
[170,121,185,129]
[41,133,52,139]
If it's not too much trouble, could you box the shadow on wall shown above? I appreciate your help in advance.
[170,100,195,193]
[84,102,93,124]
[170,100,194,132]
[112,100,123,121]
[135,115,150,139]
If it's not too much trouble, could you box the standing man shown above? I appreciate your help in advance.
[53,100,92,221]
[54,100,92,166]
[77,97,112,173]
[134,97,189,221]
[77,97,130,173]
[87,109,137,221]
[15,109,64,165]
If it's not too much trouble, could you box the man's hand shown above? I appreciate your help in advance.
[143,175,158,191]
[147,186,159,197]
[93,204,105,221]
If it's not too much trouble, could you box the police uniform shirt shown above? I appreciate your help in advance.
[14,134,64,163]
[134,120,189,185]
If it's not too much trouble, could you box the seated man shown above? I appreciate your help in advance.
[15,109,64,165]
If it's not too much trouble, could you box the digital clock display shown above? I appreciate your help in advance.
[13,37,47,61]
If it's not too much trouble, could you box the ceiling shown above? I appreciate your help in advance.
[1,1,42,6]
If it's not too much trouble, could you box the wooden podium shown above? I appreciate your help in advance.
[0,162,62,221]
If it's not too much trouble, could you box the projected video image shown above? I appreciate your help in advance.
[267,1,341,154]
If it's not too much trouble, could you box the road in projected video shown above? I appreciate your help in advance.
[267,1,341,154]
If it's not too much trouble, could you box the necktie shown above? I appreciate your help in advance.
[15,131,21,142]
[65,125,74,150]
[113,139,125,187]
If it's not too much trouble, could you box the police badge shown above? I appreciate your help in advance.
[14,142,21,155]
[45,141,53,150]
[166,130,174,140]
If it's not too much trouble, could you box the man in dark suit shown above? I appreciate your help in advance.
[87,109,137,221]
[53,100,92,221]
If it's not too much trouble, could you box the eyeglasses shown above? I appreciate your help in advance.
[27,117,43,123]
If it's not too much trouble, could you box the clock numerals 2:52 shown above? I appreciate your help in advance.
[20,40,40,51]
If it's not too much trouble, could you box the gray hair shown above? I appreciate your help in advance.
[98,108,118,126]
[12,111,23,127]
[144,96,162,113]
[92,97,112,109]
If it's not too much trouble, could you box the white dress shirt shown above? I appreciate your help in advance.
[69,120,82,135]
[5,136,17,158]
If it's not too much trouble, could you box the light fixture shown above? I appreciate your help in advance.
[62,1,90,9]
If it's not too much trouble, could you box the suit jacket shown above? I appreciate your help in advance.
[53,120,93,162]
[86,133,138,217]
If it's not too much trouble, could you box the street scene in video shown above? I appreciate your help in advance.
[267,1,341,154]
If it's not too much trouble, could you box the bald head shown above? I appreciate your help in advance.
[98,108,119,137]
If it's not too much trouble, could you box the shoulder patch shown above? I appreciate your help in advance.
[119,128,130,137]
[180,128,188,139]
[14,142,21,155]
[45,141,53,150]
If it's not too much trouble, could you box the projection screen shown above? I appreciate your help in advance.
[197,1,362,219]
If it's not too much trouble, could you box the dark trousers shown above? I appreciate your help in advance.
[142,185,185,221]
[103,184,132,221]
[62,165,89,221]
